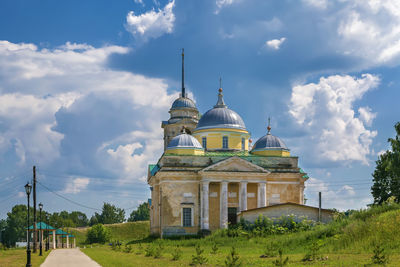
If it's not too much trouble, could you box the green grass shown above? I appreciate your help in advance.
[0,247,51,267]
[81,204,400,266]
[69,221,150,246]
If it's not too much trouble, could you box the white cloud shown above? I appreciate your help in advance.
[0,40,179,185]
[289,74,379,165]
[305,178,371,210]
[125,0,175,41]
[358,107,376,127]
[215,0,238,14]
[302,0,328,9]
[64,177,90,194]
[134,0,145,6]
[265,37,286,50]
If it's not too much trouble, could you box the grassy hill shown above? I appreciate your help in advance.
[80,203,400,266]
[69,221,150,246]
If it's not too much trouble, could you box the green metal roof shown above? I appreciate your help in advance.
[27,222,55,230]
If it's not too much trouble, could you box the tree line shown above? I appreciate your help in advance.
[0,201,149,247]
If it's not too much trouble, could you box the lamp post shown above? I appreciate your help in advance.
[38,202,43,256]
[46,216,49,251]
[25,183,32,267]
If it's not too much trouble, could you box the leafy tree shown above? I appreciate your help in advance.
[69,211,89,227]
[86,224,111,244]
[128,202,149,222]
[98,203,125,224]
[372,122,400,204]
[89,215,99,226]
[2,205,33,247]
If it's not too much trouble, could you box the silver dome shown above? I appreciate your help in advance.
[171,97,196,110]
[195,88,247,131]
[252,133,289,151]
[167,133,203,149]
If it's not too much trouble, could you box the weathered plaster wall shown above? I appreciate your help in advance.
[209,182,220,230]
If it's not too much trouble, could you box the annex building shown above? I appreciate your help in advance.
[148,52,309,236]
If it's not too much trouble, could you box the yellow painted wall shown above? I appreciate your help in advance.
[193,128,250,151]
[165,148,204,155]
[209,183,220,230]
[251,150,290,157]
[228,183,239,208]
[247,183,258,210]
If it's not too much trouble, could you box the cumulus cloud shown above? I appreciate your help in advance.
[125,0,175,41]
[305,177,371,210]
[302,0,328,9]
[0,40,178,186]
[215,0,238,14]
[265,37,286,50]
[64,177,90,194]
[289,74,379,165]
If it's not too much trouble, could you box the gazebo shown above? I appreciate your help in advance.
[27,222,76,249]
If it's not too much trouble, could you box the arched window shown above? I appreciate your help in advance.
[222,136,228,149]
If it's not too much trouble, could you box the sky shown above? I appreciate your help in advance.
[1,0,400,219]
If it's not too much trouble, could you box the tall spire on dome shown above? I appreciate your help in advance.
[181,48,186,98]
[214,77,227,108]
[267,117,271,134]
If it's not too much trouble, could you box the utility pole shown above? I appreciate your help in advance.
[318,192,322,223]
[33,166,37,253]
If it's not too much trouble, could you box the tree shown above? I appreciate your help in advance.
[372,122,400,204]
[86,224,111,244]
[98,203,125,224]
[2,205,33,247]
[128,202,149,222]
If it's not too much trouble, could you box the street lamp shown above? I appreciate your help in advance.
[38,202,43,256]
[46,215,49,251]
[24,183,32,267]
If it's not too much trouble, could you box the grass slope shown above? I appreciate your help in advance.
[82,204,400,266]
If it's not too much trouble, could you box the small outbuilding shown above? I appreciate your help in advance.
[237,202,335,224]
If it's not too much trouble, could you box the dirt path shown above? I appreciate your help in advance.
[41,248,101,267]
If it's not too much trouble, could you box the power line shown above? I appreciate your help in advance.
[37,180,101,211]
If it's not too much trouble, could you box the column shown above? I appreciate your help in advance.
[239,181,248,212]
[66,235,69,248]
[201,181,210,230]
[52,230,56,249]
[220,181,228,229]
[73,237,76,248]
[257,182,267,208]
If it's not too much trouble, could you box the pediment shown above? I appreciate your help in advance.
[200,156,269,173]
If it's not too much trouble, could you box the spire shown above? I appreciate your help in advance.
[181,48,186,98]
[214,77,227,108]
[267,117,271,134]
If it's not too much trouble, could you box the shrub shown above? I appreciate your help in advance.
[371,243,389,265]
[273,249,289,267]
[190,244,208,265]
[86,224,111,244]
[171,245,183,261]
[211,242,219,254]
[136,243,143,255]
[145,245,154,257]
[225,246,241,267]
[260,242,277,258]
[124,244,132,253]
[302,240,324,262]
[153,243,164,259]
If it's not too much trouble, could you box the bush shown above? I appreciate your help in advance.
[145,245,154,257]
[211,242,219,254]
[371,242,389,265]
[124,244,132,253]
[86,224,111,244]
[190,244,208,265]
[225,246,241,267]
[260,242,277,258]
[273,249,289,267]
[302,240,324,262]
[171,245,183,261]
[153,243,164,259]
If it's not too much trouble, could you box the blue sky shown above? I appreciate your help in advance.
[1,0,399,219]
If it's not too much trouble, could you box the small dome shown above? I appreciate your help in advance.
[252,133,289,151]
[167,132,203,149]
[171,97,196,110]
[195,88,246,131]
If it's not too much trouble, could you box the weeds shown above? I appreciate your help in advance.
[135,243,143,255]
[144,245,154,257]
[371,242,388,265]
[211,242,219,254]
[302,240,324,261]
[153,243,164,259]
[260,242,277,258]
[124,244,132,253]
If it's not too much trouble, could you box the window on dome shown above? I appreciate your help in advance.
[222,136,228,149]
[241,138,245,150]
[202,137,207,149]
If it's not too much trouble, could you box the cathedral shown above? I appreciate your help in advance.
[148,52,309,236]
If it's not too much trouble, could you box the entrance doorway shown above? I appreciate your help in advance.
[228,207,238,226]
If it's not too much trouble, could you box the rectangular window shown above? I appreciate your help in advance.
[222,136,228,149]
[182,208,192,227]
[241,138,245,150]
[202,137,207,149]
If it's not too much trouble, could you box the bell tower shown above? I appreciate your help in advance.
[161,49,199,150]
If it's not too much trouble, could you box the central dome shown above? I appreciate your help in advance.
[196,107,246,130]
[195,88,246,131]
